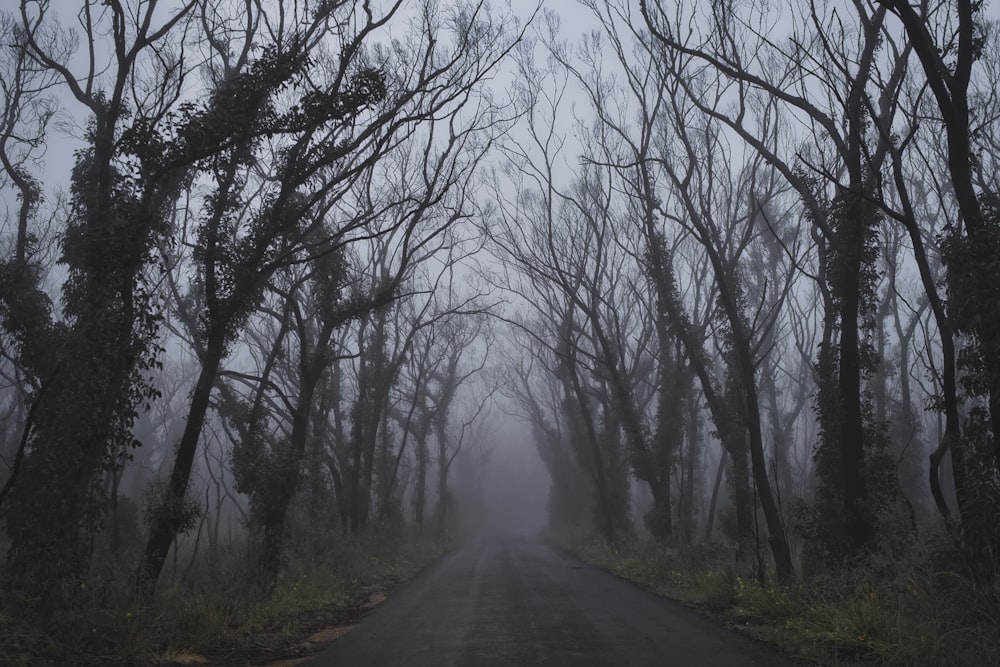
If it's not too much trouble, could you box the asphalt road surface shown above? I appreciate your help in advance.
[302,533,806,666]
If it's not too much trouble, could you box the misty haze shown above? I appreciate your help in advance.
[1,1,999,666]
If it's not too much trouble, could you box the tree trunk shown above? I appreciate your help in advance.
[740,355,793,580]
[705,452,726,542]
[414,426,430,529]
[680,388,699,543]
[726,429,754,559]
[136,328,227,600]
[259,369,318,577]
[567,362,616,544]
[837,194,871,554]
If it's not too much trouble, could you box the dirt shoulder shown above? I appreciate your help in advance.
[46,539,449,667]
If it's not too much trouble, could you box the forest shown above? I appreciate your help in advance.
[1,0,999,665]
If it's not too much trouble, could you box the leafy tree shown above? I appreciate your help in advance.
[1,0,201,606]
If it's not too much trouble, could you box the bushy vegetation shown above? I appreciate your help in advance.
[573,535,1000,667]
[0,529,445,666]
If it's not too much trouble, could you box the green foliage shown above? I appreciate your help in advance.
[803,338,848,553]
[124,40,386,175]
[938,191,1000,557]
[0,529,445,665]
[574,534,1000,666]
[180,44,386,352]
[800,180,899,560]
[573,537,743,606]
[940,193,1000,342]
[142,481,202,537]
[1,26,390,607]
[3,91,176,602]
[0,257,54,369]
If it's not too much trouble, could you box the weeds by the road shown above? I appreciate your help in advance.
[573,535,1000,666]
[0,531,446,666]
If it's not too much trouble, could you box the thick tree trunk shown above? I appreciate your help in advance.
[646,477,673,541]
[836,197,871,554]
[726,429,754,557]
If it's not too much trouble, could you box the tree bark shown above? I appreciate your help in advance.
[136,327,227,599]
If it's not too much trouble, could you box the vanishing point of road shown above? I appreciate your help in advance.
[301,533,806,666]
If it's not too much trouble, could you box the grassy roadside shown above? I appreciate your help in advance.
[0,534,447,666]
[570,536,1000,666]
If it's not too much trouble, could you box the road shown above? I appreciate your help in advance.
[301,533,806,666]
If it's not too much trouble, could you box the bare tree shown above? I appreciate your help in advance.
[880,0,1000,556]
[487,66,639,541]
[641,0,916,560]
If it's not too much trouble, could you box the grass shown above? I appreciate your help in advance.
[0,530,447,666]
[571,534,1000,666]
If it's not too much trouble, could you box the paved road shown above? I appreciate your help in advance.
[302,533,805,666]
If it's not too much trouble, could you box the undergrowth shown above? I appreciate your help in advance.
[572,533,1000,666]
[0,529,446,666]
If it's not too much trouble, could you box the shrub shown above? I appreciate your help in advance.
[572,530,1000,666]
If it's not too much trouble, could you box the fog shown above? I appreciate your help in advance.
[3,5,1000,665]
[471,420,551,536]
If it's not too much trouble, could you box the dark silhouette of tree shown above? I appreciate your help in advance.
[1,0,203,606]
[640,0,915,561]
[880,0,1000,558]
[137,0,523,596]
